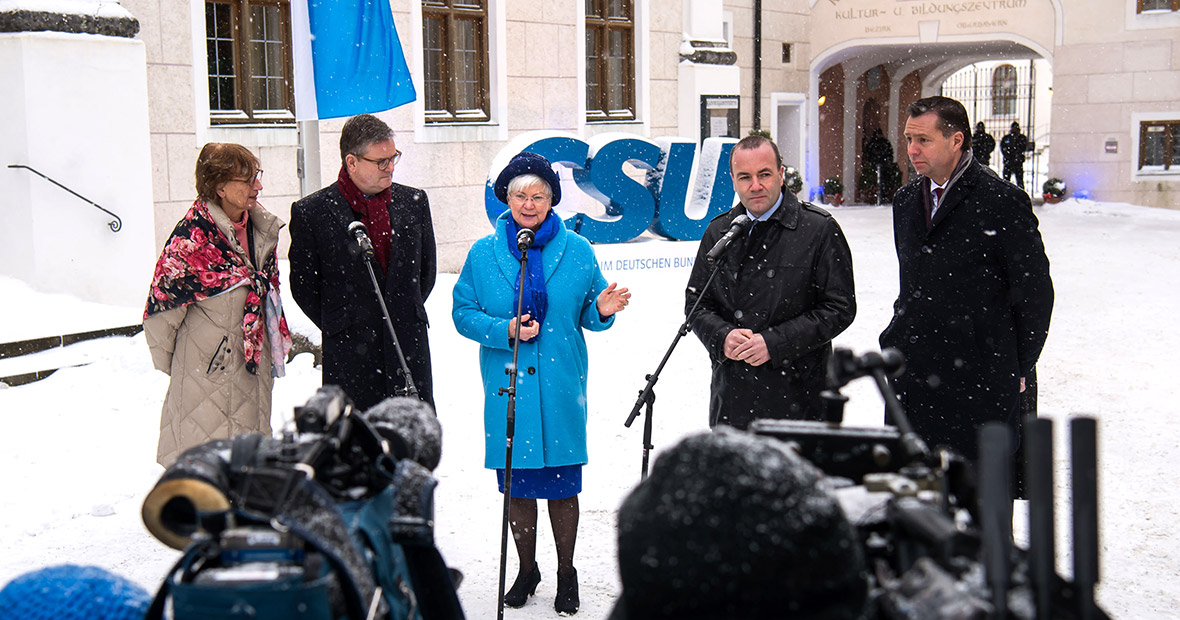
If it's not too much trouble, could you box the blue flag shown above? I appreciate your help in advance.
[292,0,416,120]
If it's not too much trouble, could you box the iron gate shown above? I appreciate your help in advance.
[941,61,1045,200]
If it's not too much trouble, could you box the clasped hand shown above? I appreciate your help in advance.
[724,328,769,366]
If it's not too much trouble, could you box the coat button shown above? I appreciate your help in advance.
[909,335,919,344]
[911,289,922,299]
[528,366,536,375]
[766,268,776,278]
[922,245,932,254]
[734,310,744,320]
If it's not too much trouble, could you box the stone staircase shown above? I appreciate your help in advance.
[0,325,143,387]
[0,327,321,387]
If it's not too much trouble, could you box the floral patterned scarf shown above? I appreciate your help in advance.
[144,199,291,376]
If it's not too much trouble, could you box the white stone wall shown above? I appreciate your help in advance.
[126,0,688,272]
[1051,0,1180,208]
[0,32,157,306]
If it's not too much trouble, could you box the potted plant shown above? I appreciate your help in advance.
[822,176,844,206]
[784,166,804,195]
[1042,177,1066,204]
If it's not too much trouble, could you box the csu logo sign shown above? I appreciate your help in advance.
[485,131,737,244]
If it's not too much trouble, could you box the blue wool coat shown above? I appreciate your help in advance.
[452,212,614,470]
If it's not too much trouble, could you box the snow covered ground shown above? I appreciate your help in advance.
[1,199,1178,618]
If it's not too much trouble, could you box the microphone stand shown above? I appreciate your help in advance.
[624,259,724,480]
[356,238,419,399]
[495,244,530,620]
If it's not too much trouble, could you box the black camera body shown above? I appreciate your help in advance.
[142,387,464,620]
[752,348,1109,620]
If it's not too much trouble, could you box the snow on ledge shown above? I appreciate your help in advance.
[0,0,132,20]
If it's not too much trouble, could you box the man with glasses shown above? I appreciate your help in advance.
[290,114,437,411]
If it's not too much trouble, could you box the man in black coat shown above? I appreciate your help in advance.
[289,114,437,410]
[864,128,895,204]
[1000,121,1029,186]
[972,121,996,167]
[881,96,1053,490]
[686,135,856,429]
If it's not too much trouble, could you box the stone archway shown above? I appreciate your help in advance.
[807,37,1052,203]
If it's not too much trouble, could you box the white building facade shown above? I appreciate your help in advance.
[3,0,1177,286]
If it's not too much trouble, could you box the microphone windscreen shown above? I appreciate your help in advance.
[517,228,535,250]
[364,397,442,471]
[726,214,752,234]
[615,429,867,618]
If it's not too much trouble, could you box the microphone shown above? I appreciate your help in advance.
[517,228,535,251]
[348,221,375,258]
[705,214,753,262]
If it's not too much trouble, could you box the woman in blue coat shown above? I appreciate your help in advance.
[453,152,629,615]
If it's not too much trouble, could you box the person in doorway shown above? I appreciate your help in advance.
[973,121,996,167]
[144,143,290,467]
[880,96,1053,497]
[452,152,630,615]
[289,114,437,411]
[865,127,896,204]
[685,135,856,430]
[1001,121,1030,186]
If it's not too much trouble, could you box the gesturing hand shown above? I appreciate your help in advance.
[596,282,631,317]
[509,313,540,341]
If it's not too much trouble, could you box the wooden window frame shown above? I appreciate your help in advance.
[585,0,636,122]
[1139,120,1179,171]
[991,64,1018,117]
[422,0,490,123]
[206,0,295,125]
[1137,0,1180,13]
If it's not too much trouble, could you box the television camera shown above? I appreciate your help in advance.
[751,347,1109,619]
[140,386,464,620]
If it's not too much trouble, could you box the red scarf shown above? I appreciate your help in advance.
[337,166,393,272]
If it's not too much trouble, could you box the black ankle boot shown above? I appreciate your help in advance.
[504,563,541,608]
[555,567,579,615]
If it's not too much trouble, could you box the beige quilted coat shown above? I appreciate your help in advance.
[145,201,285,467]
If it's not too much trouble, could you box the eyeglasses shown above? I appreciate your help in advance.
[509,192,551,205]
[357,150,402,170]
[231,170,263,184]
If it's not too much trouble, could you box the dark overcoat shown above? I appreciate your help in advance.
[1001,131,1028,165]
[686,189,856,429]
[879,157,1053,462]
[973,130,996,166]
[289,182,436,410]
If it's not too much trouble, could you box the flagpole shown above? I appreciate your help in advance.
[297,120,321,198]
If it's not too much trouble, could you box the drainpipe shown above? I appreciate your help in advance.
[753,0,762,132]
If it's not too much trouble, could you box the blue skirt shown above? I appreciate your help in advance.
[496,464,582,500]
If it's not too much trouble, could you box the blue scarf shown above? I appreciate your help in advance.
[505,213,560,332]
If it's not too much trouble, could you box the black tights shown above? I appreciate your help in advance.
[508,495,579,579]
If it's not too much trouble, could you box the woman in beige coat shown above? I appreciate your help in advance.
[144,143,291,467]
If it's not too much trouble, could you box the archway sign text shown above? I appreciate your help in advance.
[484,131,737,244]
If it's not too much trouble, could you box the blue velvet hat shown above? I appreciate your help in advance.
[494,151,561,206]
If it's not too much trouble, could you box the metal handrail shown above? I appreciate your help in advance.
[7,164,123,232]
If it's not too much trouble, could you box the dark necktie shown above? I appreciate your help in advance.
[927,188,943,229]
[746,220,772,259]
